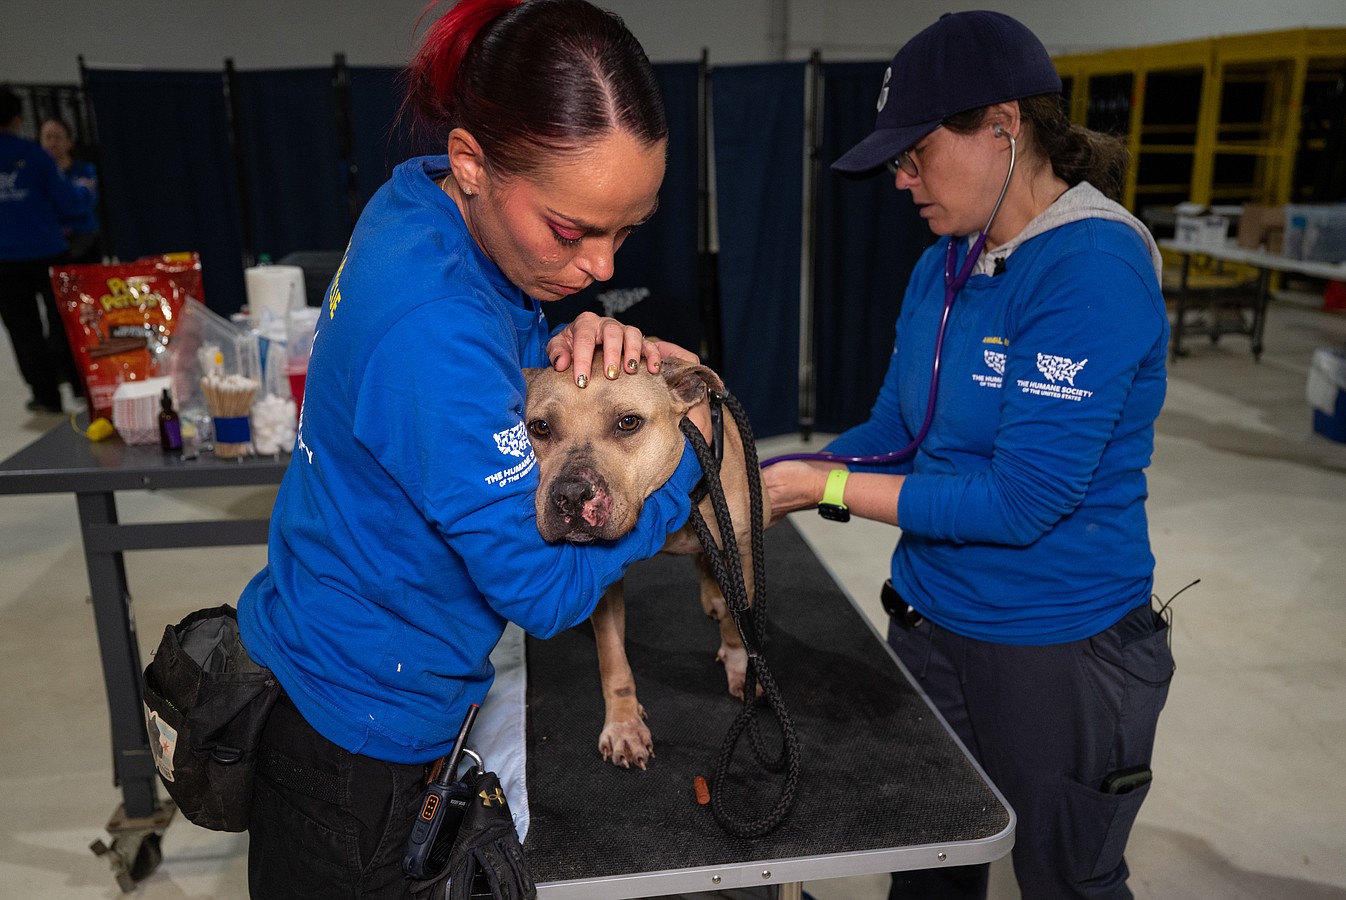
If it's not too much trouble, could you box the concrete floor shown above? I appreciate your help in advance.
[1,293,1344,899]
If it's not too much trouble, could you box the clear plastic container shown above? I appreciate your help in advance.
[286,307,321,411]
[1283,204,1346,263]
[167,299,259,428]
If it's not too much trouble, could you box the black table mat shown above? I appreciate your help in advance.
[524,520,1010,883]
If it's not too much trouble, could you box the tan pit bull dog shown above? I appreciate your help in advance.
[524,359,768,769]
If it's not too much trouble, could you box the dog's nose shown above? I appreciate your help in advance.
[552,476,595,519]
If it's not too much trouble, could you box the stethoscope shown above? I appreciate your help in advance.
[761,129,1017,469]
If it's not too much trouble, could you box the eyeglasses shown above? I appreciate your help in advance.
[885,125,942,179]
[885,151,919,178]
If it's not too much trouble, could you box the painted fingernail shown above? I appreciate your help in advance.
[577,374,588,389]
[625,358,638,372]
[652,360,662,372]
[606,364,619,380]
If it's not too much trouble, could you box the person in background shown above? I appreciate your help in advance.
[39,117,101,264]
[0,85,93,414]
[236,0,707,896]
[762,12,1173,900]
[38,116,98,397]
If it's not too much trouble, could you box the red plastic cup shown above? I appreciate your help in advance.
[286,362,308,412]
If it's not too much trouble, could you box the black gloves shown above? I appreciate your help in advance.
[445,770,535,900]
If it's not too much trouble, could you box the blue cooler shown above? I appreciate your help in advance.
[1308,348,1346,443]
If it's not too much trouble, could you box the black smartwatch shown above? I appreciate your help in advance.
[817,469,851,522]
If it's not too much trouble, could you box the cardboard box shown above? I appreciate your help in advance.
[1237,203,1284,253]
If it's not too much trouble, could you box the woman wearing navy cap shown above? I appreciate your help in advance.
[764,11,1173,899]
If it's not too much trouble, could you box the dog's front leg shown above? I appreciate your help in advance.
[694,553,753,699]
[590,579,653,769]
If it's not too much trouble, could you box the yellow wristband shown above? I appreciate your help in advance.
[817,468,851,521]
[821,468,849,508]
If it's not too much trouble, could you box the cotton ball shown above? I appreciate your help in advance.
[250,393,297,455]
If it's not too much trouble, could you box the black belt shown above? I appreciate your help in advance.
[881,579,925,629]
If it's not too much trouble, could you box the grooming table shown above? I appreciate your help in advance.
[523,521,1014,898]
[1,420,1013,895]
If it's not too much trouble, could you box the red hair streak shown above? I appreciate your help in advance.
[408,0,522,128]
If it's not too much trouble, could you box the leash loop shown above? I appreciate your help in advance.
[680,392,800,839]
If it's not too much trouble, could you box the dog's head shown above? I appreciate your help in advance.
[524,359,723,543]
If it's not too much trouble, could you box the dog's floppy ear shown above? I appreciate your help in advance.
[660,358,725,413]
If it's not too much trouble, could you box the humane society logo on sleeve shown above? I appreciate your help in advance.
[0,170,29,202]
[1017,353,1094,401]
[484,422,536,488]
[971,336,1007,390]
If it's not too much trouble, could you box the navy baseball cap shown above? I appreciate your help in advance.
[833,10,1063,174]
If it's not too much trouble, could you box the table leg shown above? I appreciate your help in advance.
[1171,253,1191,360]
[1251,268,1270,361]
[75,491,159,819]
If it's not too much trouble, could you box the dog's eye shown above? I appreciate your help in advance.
[527,419,551,439]
[616,415,642,433]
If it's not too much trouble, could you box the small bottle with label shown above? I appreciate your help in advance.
[158,389,183,453]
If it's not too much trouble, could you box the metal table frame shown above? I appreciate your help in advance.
[535,837,1015,899]
[0,421,287,888]
[1161,238,1346,361]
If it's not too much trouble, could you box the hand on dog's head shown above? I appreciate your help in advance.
[523,360,722,543]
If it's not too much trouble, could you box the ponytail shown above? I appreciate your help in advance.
[945,94,1130,203]
[1018,94,1129,202]
[403,0,522,135]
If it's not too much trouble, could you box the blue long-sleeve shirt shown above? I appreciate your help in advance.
[826,188,1168,645]
[59,159,99,236]
[0,132,93,260]
[238,156,701,763]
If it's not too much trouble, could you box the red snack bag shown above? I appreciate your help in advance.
[51,253,203,423]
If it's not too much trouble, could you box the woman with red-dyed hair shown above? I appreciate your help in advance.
[236,1,707,895]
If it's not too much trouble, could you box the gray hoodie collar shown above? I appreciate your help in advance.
[970,182,1163,280]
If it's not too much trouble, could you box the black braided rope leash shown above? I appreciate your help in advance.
[680,392,801,840]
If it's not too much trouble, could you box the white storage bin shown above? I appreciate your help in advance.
[1175,214,1230,248]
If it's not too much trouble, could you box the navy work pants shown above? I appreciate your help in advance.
[0,257,67,408]
[886,602,1173,900]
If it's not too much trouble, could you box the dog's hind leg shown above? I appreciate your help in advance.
[590,579,654,769]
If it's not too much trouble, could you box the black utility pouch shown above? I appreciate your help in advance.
[141,604,280,832]
[881,579,925,629]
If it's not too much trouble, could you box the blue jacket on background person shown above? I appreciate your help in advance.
[0,130,91,262]
[1,86,96,413]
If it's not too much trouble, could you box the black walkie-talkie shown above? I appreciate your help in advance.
[403,703,480,880]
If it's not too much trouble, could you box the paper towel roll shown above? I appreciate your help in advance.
[244,265,306,339]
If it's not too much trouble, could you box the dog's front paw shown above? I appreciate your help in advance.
[599,709,654,770]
